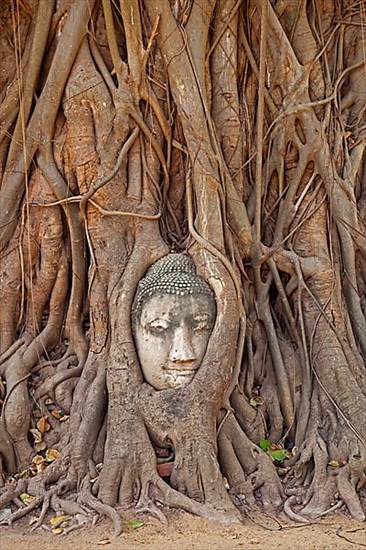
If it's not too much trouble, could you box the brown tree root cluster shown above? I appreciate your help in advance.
[0,0,365,537]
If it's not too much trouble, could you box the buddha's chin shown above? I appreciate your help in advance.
[163,370,196,389]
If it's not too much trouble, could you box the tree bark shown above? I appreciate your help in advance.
[0,0,365,534]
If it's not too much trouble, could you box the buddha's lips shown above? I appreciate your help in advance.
[165,369,196,376]
[163,366,198,375]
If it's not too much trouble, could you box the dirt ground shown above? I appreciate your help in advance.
[1,509,365,550]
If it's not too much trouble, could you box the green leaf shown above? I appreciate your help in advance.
[19,493,38,506]
[128,519,144,530]
[250,396,263,408]
[269,449,287,462]
[259,439,270,452]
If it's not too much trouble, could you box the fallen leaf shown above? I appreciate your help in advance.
[51,527,64,535]
[45,448,60,462]
[35,441,47,452]
[31,454,47,472]
[16,469,31,479]
[328,460,343,468]
[250,396,263,408]
[128,519,144,529]
[20,493,38,506]
[32,454,45,464]
[50,410,62,419]
[50,514,70,527]
[59,415,70,422]
[37,416,51,433]
[29,428,43,444]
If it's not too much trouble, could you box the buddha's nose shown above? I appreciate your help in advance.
[169,325,196,365]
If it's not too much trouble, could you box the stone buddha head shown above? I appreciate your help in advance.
[132,254,216,390]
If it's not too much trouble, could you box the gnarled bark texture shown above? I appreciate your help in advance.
[0,0,365,534]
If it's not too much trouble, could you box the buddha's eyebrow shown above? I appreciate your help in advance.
[193,314,210,320]
[146,315,170,323]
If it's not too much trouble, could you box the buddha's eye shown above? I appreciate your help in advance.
[148,320,169,333]
[193,317,212,332]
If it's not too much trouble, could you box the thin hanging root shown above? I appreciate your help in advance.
[283,496,310,524]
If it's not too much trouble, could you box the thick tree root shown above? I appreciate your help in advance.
[79,475,123,538]
[287,432,366,522]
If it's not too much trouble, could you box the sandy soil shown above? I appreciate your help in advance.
[1,509,365,550]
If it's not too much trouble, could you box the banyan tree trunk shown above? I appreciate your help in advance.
[0,0,365,535]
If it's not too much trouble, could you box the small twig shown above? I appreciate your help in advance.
[336,526,366,547]
[246,511,281,531]
[247,510,320,531]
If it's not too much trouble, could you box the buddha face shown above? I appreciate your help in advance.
[133,292,216,390]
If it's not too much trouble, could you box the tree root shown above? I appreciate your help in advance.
[287,430,366,522]
[153,476,242,525]
[0,495,42,526]
[218,412,283,508]
[79,475,122,538]
[315,500,344,518]
[0,480,27,508]
[284,496,310,523]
